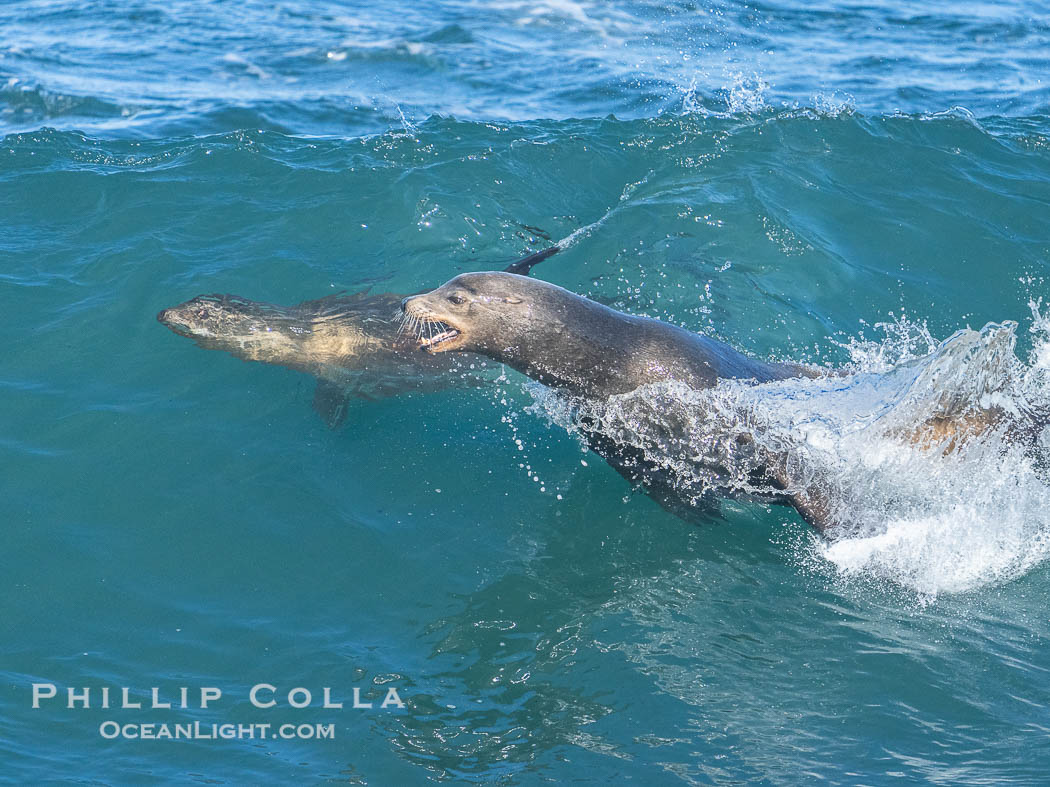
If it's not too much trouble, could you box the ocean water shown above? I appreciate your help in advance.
[4,0,1050,783]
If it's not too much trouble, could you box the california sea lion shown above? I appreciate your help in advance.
[158,247,558,428]
[400,272,1005,532]
[401,271,811,395]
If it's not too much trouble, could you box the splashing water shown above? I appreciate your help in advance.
[526,306,1050,597]
[681,70,770,118]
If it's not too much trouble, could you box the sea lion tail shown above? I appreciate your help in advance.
[501,246,560,276]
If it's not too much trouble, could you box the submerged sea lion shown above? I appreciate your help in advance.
[157,248,558,428]
[401,272,1003,532]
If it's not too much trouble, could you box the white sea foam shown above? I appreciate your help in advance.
[221,52,270,80]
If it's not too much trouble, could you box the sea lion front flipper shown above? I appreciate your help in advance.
[312,379,351,430]
[501,246,560,276]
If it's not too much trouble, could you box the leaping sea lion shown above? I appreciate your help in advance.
[157,247,559,428]
[401,271,1010,533]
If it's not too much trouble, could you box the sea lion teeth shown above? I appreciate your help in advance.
[421,328,459,349]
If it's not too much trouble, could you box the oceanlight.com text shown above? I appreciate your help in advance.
[98,721,336,740]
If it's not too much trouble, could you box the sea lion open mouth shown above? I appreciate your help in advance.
[419,321,461,352]
[399,293,467,353]
[398,300,465,353]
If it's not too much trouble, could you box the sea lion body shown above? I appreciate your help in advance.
[158,248,559,424]
[159,290,458,400]
[400,272,808,397]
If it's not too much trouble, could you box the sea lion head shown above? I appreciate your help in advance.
[400,272,543,356]
[159,294,293,345]
[157,293,326,365]
[401,271,620,393]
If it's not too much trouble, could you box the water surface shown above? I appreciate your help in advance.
[3,1,1050,783]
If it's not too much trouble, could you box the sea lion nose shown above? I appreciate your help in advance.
[400,296,413,313]
[157,308,172,323]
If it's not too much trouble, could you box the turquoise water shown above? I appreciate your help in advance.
[4,1,1050,783]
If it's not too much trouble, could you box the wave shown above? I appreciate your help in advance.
[4,108,1050,601]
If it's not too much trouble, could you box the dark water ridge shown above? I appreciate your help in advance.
[5,103,1050,161]
[4,81,1050,140]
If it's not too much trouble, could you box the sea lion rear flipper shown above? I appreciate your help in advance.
[312,379,351,430]
[502,246,560,276]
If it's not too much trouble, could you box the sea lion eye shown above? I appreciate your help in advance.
[448,293,466,305]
